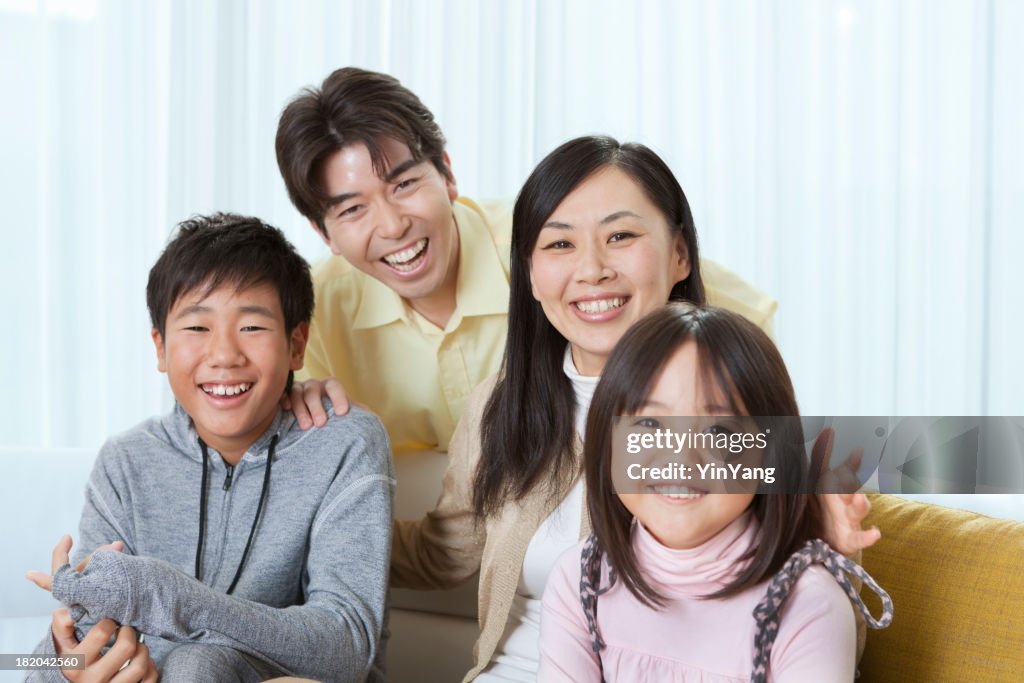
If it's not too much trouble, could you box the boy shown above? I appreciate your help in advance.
[274,67,778,451]
[27,213,394,682]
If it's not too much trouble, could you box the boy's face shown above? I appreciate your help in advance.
[151,282,308,462]
[315,137,460,313]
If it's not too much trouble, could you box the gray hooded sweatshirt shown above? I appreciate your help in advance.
[29,402,394,682]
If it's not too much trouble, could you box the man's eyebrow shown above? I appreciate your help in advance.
[325,192,359,209]
[542,210,643,231]
[384,158,422,183]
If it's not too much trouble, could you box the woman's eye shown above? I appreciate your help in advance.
[609,231,637,243]
[635,417,663,429]
[542,240,573,250]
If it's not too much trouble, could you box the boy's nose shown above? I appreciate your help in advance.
[206,331,244,366]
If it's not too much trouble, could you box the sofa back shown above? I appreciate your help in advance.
[861,494,1024,682]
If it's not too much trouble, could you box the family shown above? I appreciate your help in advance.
[26,67,891,682]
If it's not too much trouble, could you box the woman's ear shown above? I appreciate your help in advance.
[672,233,691,284]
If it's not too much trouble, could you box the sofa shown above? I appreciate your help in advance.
[2,447,1022,682]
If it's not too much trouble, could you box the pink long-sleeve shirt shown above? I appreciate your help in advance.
[539,513,856,682]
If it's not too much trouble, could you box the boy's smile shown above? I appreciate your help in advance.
[152,282,307,464]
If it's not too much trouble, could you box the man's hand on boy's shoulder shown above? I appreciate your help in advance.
[25,535,124,592]
[282,377,351,429]
[48,609,156,683]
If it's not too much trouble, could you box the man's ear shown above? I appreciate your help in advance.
[442,152,459,202]
[151,328,168,373]
[672,234,691,285]
[289,322,310,371]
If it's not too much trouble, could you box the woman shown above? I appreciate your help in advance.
[389,135,875,681]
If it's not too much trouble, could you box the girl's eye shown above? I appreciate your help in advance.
[635,417,663,429]
[706,424,736,437]
[542,240,573,250]
[609,231,638,243]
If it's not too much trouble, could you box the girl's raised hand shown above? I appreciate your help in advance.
[811,428,882,557]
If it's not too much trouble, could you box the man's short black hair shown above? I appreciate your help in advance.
[147,212,314,339]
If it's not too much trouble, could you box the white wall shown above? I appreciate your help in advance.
[1,0,1022,449]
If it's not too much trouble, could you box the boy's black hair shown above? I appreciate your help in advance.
[146,212,314,339]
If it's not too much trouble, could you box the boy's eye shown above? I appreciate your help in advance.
[240,326,266,332]
[183,326,208,332]
[634,417,663,429]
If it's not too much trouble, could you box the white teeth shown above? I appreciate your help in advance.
[574,297,627,314]
[383,238,428,270]
[652,485,705,500]
[203,383,251,397]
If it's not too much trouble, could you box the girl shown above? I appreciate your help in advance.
[391,136,878,681]
[539,303,892,682]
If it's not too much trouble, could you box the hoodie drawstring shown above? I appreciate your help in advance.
[195,434,277,595]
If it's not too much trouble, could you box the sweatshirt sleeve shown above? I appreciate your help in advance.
[25,441,137,683]
[388,376,493,589]
[538,545,602,682]
[50,422,395,683]
[769,566,857,682]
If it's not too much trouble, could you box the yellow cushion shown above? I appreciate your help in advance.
[859,494,1024,682]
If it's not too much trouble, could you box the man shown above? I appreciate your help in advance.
[275,67,777,451]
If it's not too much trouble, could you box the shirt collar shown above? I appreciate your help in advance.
[351,198,510,330]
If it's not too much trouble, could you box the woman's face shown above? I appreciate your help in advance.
[528,167,690,376]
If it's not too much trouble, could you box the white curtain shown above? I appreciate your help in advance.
[2,0,1021,449]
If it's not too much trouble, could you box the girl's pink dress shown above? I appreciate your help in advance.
[539,512,856,682]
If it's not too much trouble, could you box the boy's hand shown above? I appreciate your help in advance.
[51,609,157,682]
[26,535,125,591]
[282,377,351,429]
[811,429,882,557]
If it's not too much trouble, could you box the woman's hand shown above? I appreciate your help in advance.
[51,609,157,683]
[26,535,124,592]
[811,428,882,557]
[281,378,351,429]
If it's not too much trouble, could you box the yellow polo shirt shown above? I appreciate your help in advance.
[300,196,777,452]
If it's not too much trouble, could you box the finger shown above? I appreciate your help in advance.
[142,654,159,683]
[325,377,351,415]
[51,534,73,575]
[289,382,312,429]
[844,527,882,557]
[809,428,835,485]
[76,619,120,666]
[75,541,125,573]
[846,447,864,472]
[25,570,54,592]
[846,492,871,521]
[92,626,139,680]
[303,381,329,427]
[111,639,150,683]
[50,608,79,655]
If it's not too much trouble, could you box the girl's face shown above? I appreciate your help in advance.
[617,341,755,550]
[529,167,690,377]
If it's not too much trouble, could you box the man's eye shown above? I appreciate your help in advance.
[395,177,418,191]
[634,417,663,429]
[609,231,637,243]
[337,205,361,219]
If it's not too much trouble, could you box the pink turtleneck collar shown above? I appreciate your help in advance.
[633,510,759,598]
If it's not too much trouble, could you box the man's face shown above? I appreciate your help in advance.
[152,282,307,462]
[316,138,461,311]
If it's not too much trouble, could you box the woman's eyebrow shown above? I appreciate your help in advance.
[542,210,642,231]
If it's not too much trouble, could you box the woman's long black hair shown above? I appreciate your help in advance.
[473,135,705,516]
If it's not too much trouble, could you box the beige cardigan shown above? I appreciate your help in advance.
[390,375,867,681]
[390,374,587,681]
